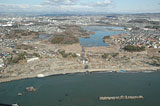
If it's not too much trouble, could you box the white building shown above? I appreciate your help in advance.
[0,59,4,68]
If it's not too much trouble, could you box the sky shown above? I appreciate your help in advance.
[0,0,160,14]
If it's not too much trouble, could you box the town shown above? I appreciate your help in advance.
[0,13,160,82]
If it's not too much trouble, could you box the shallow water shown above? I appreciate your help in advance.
[79,26,123,47]
[0,72,160,106]
[38,34,53,40]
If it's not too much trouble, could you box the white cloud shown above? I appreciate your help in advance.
[96,0,112,6]
[0,3,28,9]
[0,0,117,14]
[0,0,114,13]
[0,0,159,13]
[0,3,44,12]
[43,0,77,5]
[40,0,113,13]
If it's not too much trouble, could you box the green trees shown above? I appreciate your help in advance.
[51,36,64,44]
[102,53,109,59]
[51,36,79,44]
[59,50,77,58]
[123,45,145,52]
[11,53,26,63]
[102,53,119,59]
[103,36,110,39]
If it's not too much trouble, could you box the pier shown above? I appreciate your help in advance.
[99,95,144,101]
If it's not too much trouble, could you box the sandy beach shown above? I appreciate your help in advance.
[0,61,159,83]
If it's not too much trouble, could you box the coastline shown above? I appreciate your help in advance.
[0,26,160,84]
[0,67,159,83]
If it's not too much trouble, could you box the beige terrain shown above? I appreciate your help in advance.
[0,41,160,83]
[0,28,160,83]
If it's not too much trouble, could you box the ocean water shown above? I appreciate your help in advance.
[0,72,160,106]
[79,26,123,47]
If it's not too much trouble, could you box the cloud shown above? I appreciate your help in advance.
[0,0,160,14]
[41,0,113,13]
[0,0,113,13]
[43,0,112,7]
[0,3,28,9]
[96,0,112,6]
[0,3,43,12]
[43,0,77,5]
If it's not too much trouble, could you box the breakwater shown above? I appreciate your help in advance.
[99,95,144,101]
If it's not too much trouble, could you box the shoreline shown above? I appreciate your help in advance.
[0,26,160,84]
[0,67,160,84]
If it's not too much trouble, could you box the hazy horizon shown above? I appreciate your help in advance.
[0,0,160,14]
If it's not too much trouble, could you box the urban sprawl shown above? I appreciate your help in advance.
[0,14,160,82]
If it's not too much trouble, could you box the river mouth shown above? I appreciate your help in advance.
[79,26,124,47]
